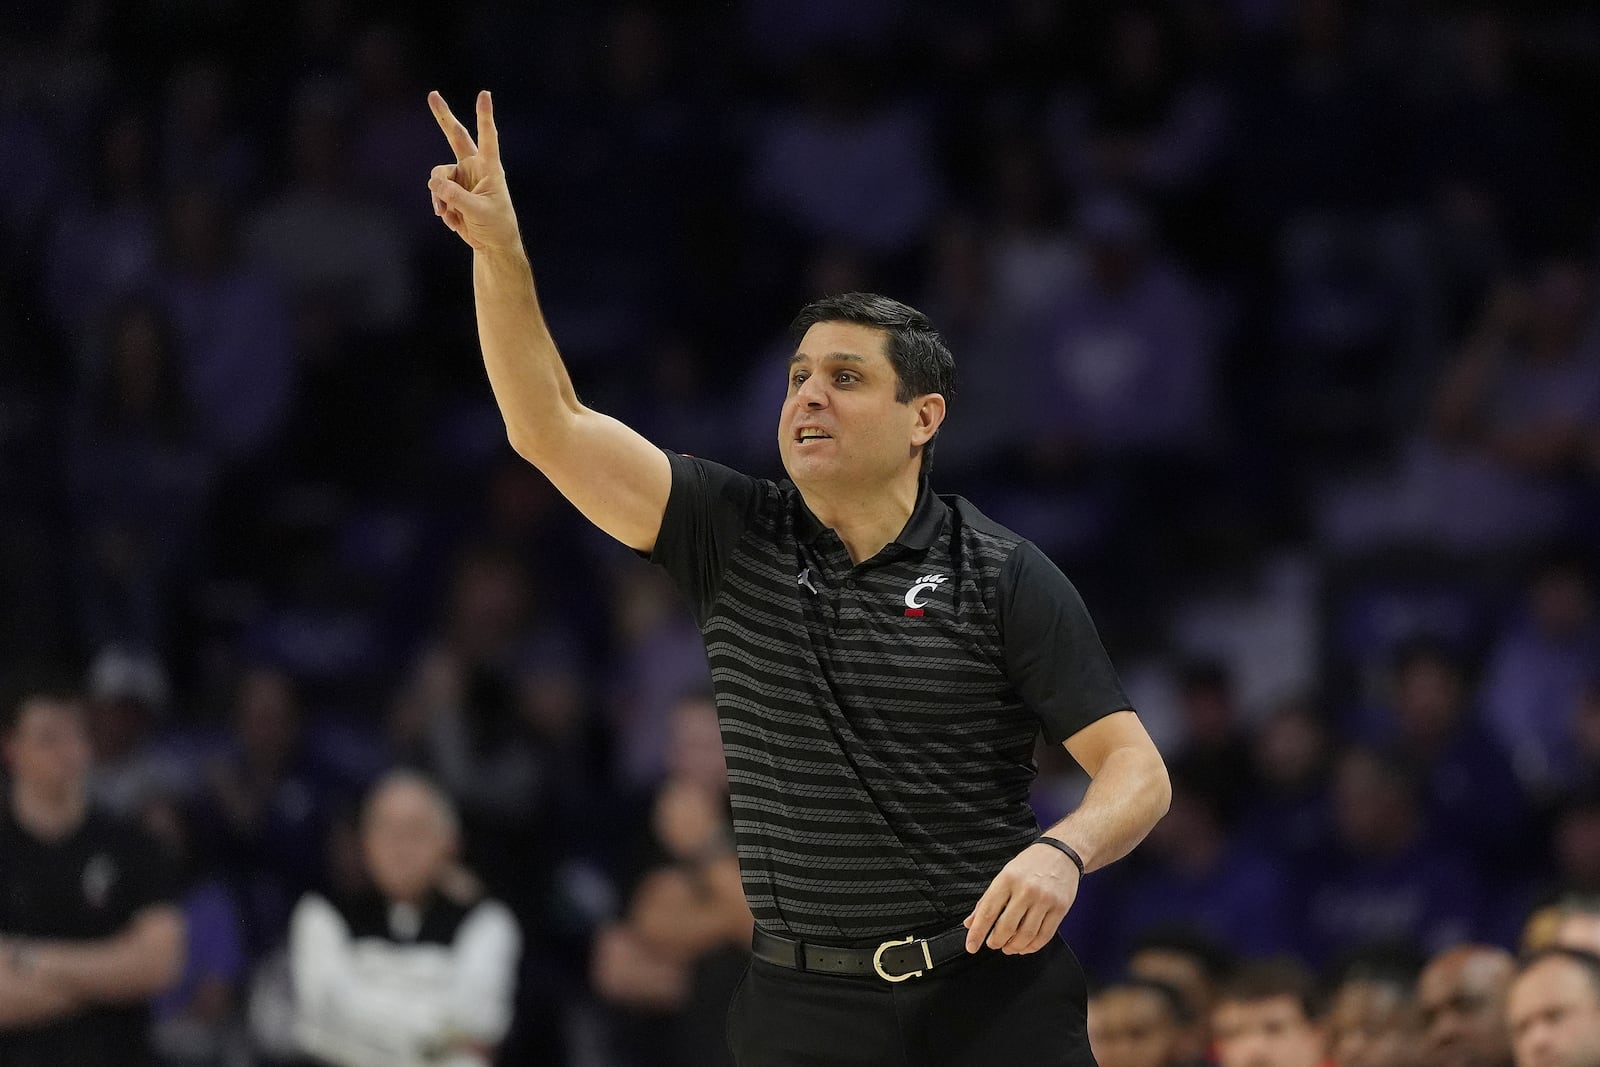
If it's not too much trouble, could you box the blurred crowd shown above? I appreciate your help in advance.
[2,0,1599,1064]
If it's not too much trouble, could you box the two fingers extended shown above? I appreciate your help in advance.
[428,89,498,165]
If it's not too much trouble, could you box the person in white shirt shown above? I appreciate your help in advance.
[288,770,521,1067]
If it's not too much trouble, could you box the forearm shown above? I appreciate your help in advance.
[630,861,749,957]
[472,248,581,458]
[29,911,184,1002]
[1043,744,1170,872]
[0,965,83,1028]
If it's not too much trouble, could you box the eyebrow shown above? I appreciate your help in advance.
[787,351,869,366]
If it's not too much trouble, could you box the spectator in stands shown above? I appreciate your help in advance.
[65,296,217,654]
[1424,261,1600,548]
[1481,554,1600,796]
[1385,637,1527,871]
[1300,745,1480,964]
[83,644,187,817]
[196,667,331,959]
[288,770,520,1067]
[155,185,296,465]
[1113,762,1293,961]
[1507,948,1600,1067]
[1127,927,1237,1067]
[1089,977,1195,1067]
[0,684,185,1066]
[1209,958,1328,1067]
[1325,946,1422,1067]
[590,692,751,1067]
[1417,944,1515,1067]
[1239,698,1333,864]
[140,789,250,1067]
[1169,661,1258,825]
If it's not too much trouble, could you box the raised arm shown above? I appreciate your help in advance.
[427,90,671,552]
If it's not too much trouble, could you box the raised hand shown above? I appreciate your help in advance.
[427,90,521,254]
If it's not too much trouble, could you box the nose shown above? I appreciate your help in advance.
[793,374,828,407]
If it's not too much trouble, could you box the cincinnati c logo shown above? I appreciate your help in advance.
[904,574,948,616]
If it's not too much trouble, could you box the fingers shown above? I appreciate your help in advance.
[983,896,1027,952]
[428,174,470,235]
[476,89,499,163]
[1004,907,1051,955]
[428,90,477,162]
[964,886,1003,953]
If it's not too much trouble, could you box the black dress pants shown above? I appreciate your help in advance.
[725,936,1096,1066]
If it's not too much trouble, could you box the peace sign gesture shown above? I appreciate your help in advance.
[427,90,521,254]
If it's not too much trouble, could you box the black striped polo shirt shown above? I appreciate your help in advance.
[650,450,1131,944]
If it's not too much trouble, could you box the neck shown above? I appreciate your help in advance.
[11,783,88,841]
[800,474,920,564]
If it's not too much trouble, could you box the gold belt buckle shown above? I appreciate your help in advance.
[872,935,933,982]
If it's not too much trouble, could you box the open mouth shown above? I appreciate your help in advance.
[795,429,833,443]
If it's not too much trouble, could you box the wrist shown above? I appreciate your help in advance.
[1032,835,1086,877]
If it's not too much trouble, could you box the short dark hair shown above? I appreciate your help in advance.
[1328,941,1426,992]
[1217,958,1325,1021]
[1097,977,1195,1026]
[1131,925,1238,982]
[789,292,956,478]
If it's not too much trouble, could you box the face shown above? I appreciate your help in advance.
[1212,996,1326,1067]
[362,780,455,903]
[778,321,940,493]
[4,699,93,799]
[1508,958,1600,1067]
[1129,949,1215,1062]
[1329,981,1416,1067]
[1090,987,1183,1067]
[1418,951,1515,1067]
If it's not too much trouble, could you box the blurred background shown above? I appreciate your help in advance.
[1,0,1598,1064]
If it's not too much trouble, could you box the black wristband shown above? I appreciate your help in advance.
[1034,835,1086,876]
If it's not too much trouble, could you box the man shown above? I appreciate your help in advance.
[0,686,185,1067]
[1089,978,1192,1067]
[1508,948,1600,1067]
[1127,927,1238,1065]
[1209,959,1329,1067]
[288,770,520,1067]
[426,90,1171,1066]
[1417,944,1516,1067]
[1325,954,1420,1067]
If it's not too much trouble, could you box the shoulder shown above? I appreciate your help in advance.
[459,898,520,941]
[943,495,1025,559]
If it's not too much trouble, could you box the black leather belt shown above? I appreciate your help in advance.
[751,925,976,982]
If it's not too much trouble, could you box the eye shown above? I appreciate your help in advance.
[835,371,858,385]
[789,370,808,388]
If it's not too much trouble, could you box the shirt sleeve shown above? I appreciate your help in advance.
[997,540,1133,745]
[447,900,522,1043]
[648,450,765,624]
[289,894,418,1067]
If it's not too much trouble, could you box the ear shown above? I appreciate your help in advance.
[909,392,947,448]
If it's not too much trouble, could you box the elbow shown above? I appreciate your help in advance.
[1147,751,1173,822]
[506,427,544,464]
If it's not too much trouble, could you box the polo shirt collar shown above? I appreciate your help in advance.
[792,479,945,551]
